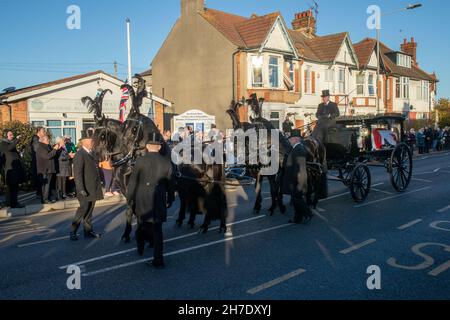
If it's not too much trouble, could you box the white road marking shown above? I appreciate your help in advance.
[82,223,293,277]
[430,221,450,232]
[428,261,450,277]
[354,187,431,208]
[18,236,71,248]
[339,239,377,255]
[437,205,450,213]
[412,178,433,183]
[0,228,55,244]
[316,207,326,212]
[372,188,395,195]
[0,226,47,236]
[247,268,306,295]
[434,168,441,173]
[398,219,423,230]
[59,215,266,269]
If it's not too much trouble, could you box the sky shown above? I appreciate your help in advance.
[0,0,448,98]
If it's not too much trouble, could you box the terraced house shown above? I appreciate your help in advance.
[151,0,438,131]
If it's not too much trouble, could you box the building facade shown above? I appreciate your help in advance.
[0,71,171,140]
[152,0,438,131]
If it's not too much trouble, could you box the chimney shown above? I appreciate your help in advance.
[292,10,316,37]
[181,0,205,18]
[401,37,418,66]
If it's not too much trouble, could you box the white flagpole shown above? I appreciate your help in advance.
[126,18,132,85]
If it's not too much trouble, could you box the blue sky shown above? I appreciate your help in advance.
[0,0,448,98]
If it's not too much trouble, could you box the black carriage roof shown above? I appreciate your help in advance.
[336,113,406,124]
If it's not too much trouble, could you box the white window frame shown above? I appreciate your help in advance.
[356,73,365,96]
[422,81,429,101]
[305,66,312,94]
[368,74,375,96]
[268,55,281,88]
[325,68,335,94]
[250,55,264,88]
[400,77,410,99]
[337,68,346,94]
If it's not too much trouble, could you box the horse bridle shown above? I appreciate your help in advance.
[112,118,144,168]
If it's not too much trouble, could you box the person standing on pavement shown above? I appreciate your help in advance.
[1,131,25,208]
[127,133,174,269]
[30,127,46,197]
[70,136,103,241]
[55,137,74,200]
[36,135,60,204]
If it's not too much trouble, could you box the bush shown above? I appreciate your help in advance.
[0,121,37,194]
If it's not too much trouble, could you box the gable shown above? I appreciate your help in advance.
[335,38,357,66]
[367,51,378,68]
[262,18,295,54]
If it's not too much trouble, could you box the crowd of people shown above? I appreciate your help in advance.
[0,127,121,209]
[406,127,450,154]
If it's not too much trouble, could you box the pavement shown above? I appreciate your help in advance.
[0,151,449,300]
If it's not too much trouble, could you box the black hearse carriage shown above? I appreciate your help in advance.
[314,113,413,203]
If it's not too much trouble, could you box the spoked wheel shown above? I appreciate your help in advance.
[389,143,413,192]
[349,164,371,203]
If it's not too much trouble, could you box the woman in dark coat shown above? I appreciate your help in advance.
[55,137,73,200]
[1,131,25,208]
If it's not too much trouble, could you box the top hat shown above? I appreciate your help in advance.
[145,132,163,145]
[321,90,331,98]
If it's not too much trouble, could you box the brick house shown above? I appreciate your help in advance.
[151,0,438,130]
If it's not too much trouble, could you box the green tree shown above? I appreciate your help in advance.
[435,98,450,128]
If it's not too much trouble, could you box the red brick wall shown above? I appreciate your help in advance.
[0,100,29,124]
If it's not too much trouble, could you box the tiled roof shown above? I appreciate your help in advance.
[139,69,152,77]
[0,70,113,100]
[201,9,281,49]
[354,38,437,82]
[289,31,348,63]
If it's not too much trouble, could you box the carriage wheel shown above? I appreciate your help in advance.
[389,143,413,192]
[350,164,371,203]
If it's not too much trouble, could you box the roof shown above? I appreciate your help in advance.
[0,70,116,101]
[139,69,152,77]
[354,38,437,82]
[200,9,282,49]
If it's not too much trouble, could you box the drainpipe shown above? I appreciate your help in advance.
[232,50,240,102]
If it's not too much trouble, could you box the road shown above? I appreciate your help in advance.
[1,152,450,300]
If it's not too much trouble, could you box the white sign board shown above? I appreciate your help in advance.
[174,109,216,132]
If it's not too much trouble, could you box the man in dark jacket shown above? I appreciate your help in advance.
[30,127,46,197]
[1,131,25,208]
[70,136,103,241]
[127,133,173,269]
[312,90,340,143]
[36,135,60,204]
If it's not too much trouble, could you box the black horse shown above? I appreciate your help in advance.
[226,97,292,216]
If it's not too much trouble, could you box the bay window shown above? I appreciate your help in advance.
[269,56,280,88]
[251,55,264,88]
[338,68,345,94]
[356,74,365,95]
[305,67,311,94]
[422,81,429,101]
[368,74,375,96]
[325,69,335,93]
[401,77,409,99]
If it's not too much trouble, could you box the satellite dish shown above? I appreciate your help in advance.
[2,87,16,93]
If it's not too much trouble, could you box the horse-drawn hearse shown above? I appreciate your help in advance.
[302,113,413,203]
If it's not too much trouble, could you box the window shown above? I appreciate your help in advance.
[305,67,311,94]
[45,120,77,142]
[31,121,45,127]
[270,112,280,129]
[422,81,429,101]
[356,74,365,95]
[251,55,264,88]
[416,84,422,101]
[400,77,409,99]
[325,69,335,93]
[397,54,411,68]
[396,78,401,98]
[368,74,375,96]
[269,56,280,88]
[288,60,295,83]
[386,78,391,99]
[338,68,345,94]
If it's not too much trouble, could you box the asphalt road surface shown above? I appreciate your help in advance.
[1,152,450,300]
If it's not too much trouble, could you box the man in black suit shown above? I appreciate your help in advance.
[30,127,46,197]
[1,131,25,208]
[312,90,340,143]
[127,133,173,269]
[36,135,60,204]
[70,136,104,241]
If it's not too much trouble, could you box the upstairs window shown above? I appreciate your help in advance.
[269,56,280,88]
[338,68,345,94]
[251,55,264,88]
[400,77,409,99]
[368,74,375,96]
[356,74,365,95]
[288,60,295,83]
[422,81,429,101]
[325,69,335,93]
[304,67,311,94]
[397,53,411,68]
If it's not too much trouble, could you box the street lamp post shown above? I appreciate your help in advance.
[376,3,422,114]
[126,18,132,85]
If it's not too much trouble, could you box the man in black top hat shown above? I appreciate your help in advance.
[127,132,173,269]
[312,90,340,143]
